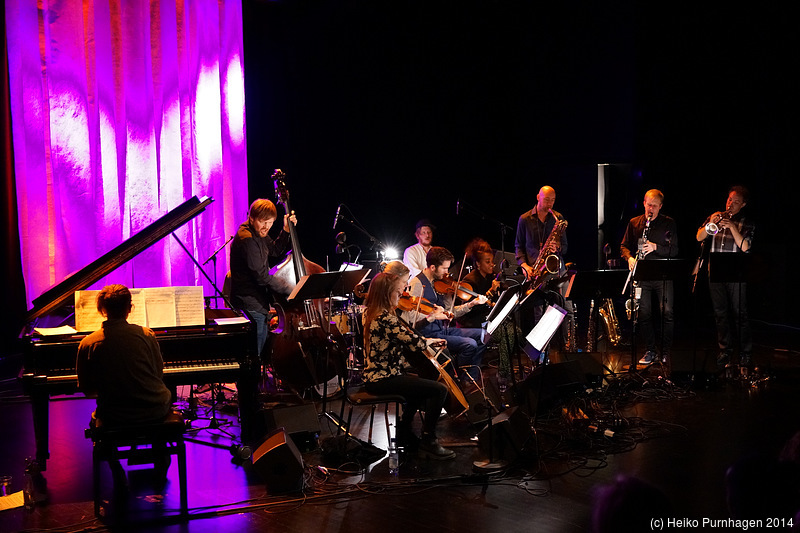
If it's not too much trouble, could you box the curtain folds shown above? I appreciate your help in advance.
[5,0,248,311]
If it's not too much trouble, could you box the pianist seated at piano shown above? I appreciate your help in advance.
[76,284,172,427]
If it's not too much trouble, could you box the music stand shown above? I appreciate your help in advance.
[708,253,751,283]
[630,259,688,370]
[522,304,568,364]
[486,284,522,335]
[709,253,751,363]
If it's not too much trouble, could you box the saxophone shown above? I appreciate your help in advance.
[527,217,568,290]
[598,298,621,346]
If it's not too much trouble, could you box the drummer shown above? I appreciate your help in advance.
[362,272,456,460]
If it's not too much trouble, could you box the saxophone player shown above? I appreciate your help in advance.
[515,186,568,280]
[515,185,570,353]
[620,189,679,365]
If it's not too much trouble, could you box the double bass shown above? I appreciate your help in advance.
[267,170,343,392]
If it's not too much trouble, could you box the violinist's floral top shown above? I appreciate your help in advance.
[362,310,428,383]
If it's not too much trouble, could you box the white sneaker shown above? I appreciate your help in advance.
[638,351,658,365]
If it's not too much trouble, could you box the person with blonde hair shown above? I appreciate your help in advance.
[362,272,455,460]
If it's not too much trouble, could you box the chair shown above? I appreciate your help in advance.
[84,410,188,520]
[337,364,405,446]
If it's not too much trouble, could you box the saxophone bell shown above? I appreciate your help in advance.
[544,254,560,274]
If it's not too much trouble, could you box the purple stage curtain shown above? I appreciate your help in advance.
[5,0,249,311]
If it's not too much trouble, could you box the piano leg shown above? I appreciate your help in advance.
[27,376,51,471]
[237,359,259,443]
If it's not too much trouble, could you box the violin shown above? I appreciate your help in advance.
[433,275,491,306]
[396,293,454,320]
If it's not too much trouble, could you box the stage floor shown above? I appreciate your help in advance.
[1,322,799,532]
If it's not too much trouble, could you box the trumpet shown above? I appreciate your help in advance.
[705,210,732,236]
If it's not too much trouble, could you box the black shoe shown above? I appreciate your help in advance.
[397,431,420,454]
[418,437,456,461]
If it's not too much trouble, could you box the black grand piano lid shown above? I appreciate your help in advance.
[27,195,214,322]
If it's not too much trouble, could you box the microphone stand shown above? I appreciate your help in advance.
[336,205,386,253]
[456,200,515,261]
[659,235,672,369]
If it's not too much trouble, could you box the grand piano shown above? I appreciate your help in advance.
[20,196,258,470]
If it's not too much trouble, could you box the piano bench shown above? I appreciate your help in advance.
[84,411,188,521]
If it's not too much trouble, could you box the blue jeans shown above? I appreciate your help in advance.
[249,310,269,358]
[432,326,486,384]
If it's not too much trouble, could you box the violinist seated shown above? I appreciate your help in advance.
[401,246,488,388]
[457,239,502,329]
[362,272,456,460]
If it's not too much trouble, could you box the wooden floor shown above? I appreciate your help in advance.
[1,320,799,533]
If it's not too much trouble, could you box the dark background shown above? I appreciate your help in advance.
[241,1,798,329]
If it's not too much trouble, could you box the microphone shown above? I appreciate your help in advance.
[332,204,341,230]
[456,200,460,215]
[665,230,672,245]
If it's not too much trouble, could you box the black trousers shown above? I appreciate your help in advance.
[365,374,448,436]
[709,281,752,354]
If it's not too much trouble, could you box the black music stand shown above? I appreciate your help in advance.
[629,259,687,371]
[485,284,526,386]
[708,253,751,284]
[289,270,369,416]
[709,253,751,365]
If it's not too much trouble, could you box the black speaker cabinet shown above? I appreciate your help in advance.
[516,360,585,415]
[477,406,532,462]
[252,428,305,494]
[259,404,321,451]
[550,351,605,387]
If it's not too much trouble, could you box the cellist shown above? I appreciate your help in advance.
[362,272,456,460]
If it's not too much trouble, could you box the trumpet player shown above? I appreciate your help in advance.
[696,185,754,368]
[620,189,679,365]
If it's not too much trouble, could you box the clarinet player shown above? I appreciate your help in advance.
[620,189,678,365]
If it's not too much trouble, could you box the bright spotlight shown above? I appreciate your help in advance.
[383,247,400,260]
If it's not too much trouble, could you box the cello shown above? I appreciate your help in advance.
[394,316,469,418]
[267,170,343,393]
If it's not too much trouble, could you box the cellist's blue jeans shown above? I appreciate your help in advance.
[432,326,486,385]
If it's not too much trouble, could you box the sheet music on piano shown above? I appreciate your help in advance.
[74,286,205,332]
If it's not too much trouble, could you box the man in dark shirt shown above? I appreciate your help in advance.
[696,185,755,368]
[77,284,173,490]
[230,199,295,357]
[515,185,568,279]
[620,189,679,365]
[77,284,171,425]
[515,186,570,354]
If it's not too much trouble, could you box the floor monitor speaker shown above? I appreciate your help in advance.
[252,427,305,494]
